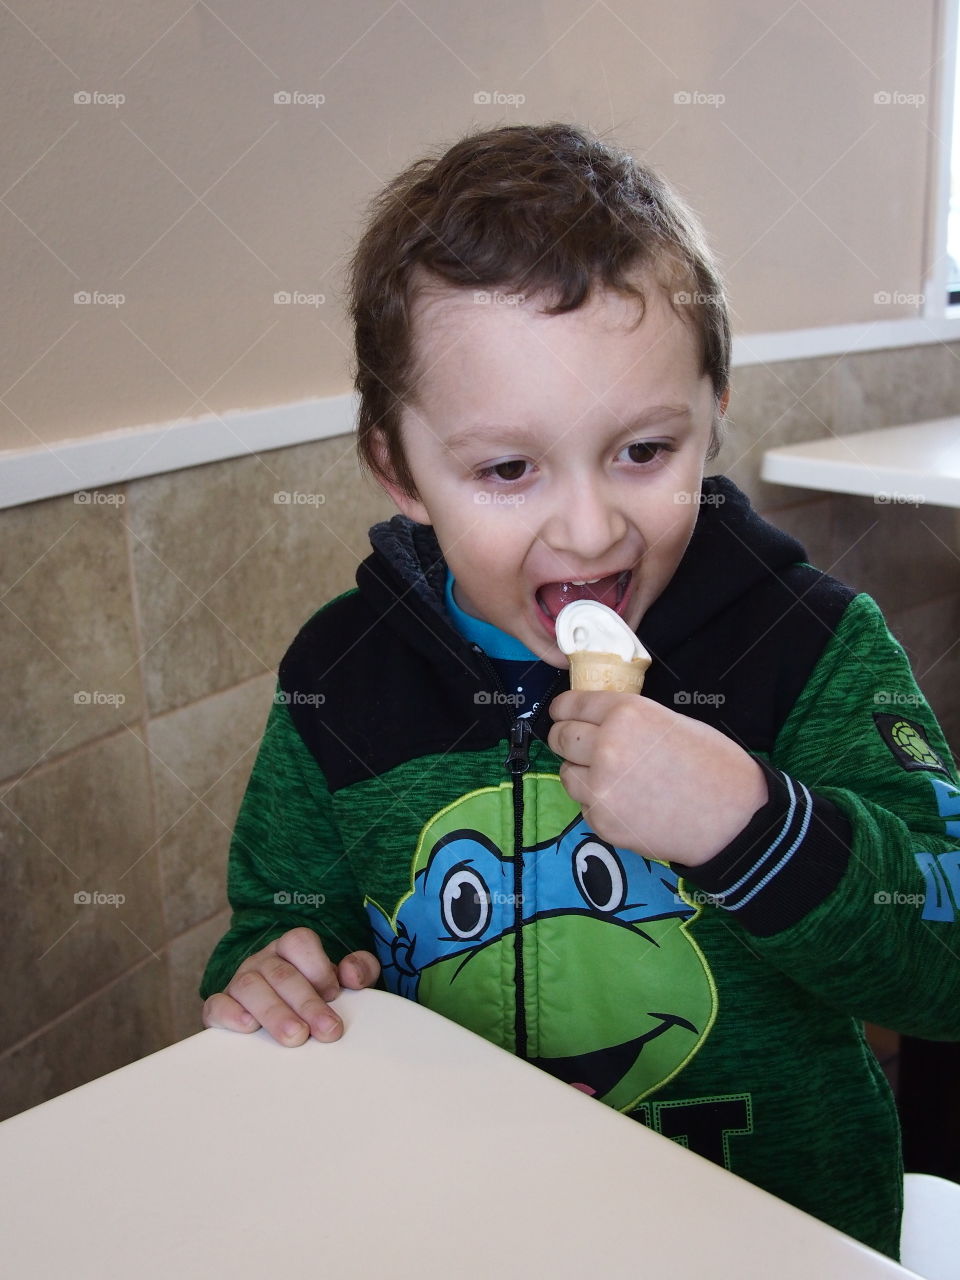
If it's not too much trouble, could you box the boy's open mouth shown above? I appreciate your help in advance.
[535,570,631,622]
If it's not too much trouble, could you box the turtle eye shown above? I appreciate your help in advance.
[440,865,491,939]
[574,840,626,913]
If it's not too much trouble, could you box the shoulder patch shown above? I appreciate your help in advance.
[873,713,949,774]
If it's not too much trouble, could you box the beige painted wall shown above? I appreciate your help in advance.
[0,1,942,452]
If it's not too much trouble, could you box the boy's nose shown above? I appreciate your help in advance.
[540,479,629,562]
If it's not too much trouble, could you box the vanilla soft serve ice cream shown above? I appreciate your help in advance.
[555,600,651,693]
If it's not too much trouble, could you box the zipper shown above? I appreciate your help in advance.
[506,715,532,1057]
[471,646,564,1061]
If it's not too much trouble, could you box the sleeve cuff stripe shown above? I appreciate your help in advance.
[723,780,814,911]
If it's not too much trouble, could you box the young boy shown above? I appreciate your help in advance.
[200,121,960,1259]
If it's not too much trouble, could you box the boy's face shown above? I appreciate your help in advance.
[383,274,725,668]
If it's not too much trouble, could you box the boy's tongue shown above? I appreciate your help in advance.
[537,572,624,620]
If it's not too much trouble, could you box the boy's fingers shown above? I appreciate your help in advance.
[547,719,597,765]
[338,950,381,989]
[272,926,341,1002]
[227,962,343,1047]
[201,991,260,1033]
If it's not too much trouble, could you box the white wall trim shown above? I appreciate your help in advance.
[4,313,960,510]
[0,392,358,510]
[732,313,960,365]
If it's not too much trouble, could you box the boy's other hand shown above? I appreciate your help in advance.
[201,927,381,1047]
[547,690,768,868]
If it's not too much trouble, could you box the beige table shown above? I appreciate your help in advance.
[0,988,918,1278]
[761,418,960,508]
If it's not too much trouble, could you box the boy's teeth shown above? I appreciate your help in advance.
[569,577,603,586]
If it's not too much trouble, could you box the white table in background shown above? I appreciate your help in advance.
[761,418,960,507]
[0,988,917,1279]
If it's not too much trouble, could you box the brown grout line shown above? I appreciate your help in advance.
[0,668,278,792]
[0,719,145,792]
[121,483,176,1044]
[0,951,165,1068]
[147,665,279,726]
[166,904,232,947]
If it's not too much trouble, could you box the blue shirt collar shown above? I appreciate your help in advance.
[444,570,540,661]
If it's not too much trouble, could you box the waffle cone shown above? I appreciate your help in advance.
[568,650,650,694]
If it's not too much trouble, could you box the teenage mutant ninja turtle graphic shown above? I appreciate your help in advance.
[365,775,716,1112]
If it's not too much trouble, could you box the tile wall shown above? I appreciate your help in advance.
[2,344,958,1119]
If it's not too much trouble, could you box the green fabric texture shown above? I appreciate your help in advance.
[200,588,960,1261]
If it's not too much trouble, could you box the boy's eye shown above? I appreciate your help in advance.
[478,459,529,481]
[621,441,667,465]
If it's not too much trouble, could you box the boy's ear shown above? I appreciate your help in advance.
[369,431,431,525]
[718,386,730,417]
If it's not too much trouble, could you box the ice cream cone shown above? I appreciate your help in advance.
[568,649,650,694]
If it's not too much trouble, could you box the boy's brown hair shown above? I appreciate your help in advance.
[347,121,730,498]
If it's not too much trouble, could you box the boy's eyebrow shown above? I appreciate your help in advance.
[443,405,693,451]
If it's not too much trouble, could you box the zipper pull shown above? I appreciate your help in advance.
[505,716,533,775]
